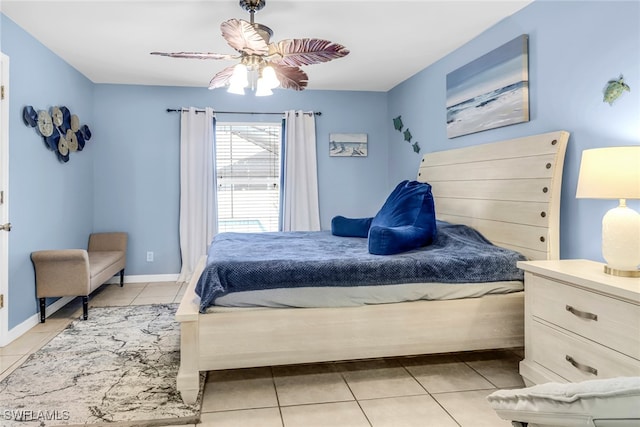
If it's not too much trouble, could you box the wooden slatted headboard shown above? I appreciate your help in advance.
[417,131,569,260]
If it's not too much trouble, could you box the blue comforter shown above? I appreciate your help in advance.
[195,221,526,312]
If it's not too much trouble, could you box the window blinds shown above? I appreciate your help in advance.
[215,123,281,233]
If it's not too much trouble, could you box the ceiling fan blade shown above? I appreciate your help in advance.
[269,39,349,67]
[271,64,308,91]
[150,51,237,60]
[208,65,236,90]
[221,18,269,56]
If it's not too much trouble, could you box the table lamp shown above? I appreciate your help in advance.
[576,146,640,277]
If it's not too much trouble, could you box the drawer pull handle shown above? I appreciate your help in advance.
[566,305,598,321]
[566,355,598,376]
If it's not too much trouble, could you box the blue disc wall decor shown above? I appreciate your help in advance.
[23,105,92,163]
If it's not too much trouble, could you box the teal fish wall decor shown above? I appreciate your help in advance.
[391,115,420,154]
[603,75,630,105]
[393,116,403,131]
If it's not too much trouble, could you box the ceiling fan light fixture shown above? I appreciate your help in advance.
[261,65,280,89]
[255,77,273,96]
[227,63,249,94]
[229,63,249,87]
[227,81,246,95]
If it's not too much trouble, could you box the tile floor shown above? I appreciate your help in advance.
[0,282,525,426]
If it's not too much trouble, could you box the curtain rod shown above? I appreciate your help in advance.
[166,108,321,116]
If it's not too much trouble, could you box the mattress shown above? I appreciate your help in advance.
[207,280,523,311]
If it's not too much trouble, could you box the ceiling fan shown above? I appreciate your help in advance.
[151,0,350,95]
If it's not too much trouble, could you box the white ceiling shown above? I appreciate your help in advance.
[1,0,532,92]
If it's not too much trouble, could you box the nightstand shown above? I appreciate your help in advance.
[518,259,640,386]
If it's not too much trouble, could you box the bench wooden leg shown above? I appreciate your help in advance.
[119,269,124,287]
[39,298,46,323]
[82,296,88,320]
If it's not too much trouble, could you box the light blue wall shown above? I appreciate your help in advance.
[92,85,389,275]
[1,15,95,328]
[387,0,640,263]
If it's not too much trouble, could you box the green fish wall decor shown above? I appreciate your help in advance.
[393,116,403,132]
[391,115,420,154]
[603,75,630,105]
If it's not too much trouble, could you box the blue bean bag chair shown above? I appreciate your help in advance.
[331,180,437,255]
[330,216,372,238]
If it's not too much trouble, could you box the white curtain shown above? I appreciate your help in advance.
[178,107,217,283]
[282,110,321,231]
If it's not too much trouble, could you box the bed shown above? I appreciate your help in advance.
[175,130,569,404]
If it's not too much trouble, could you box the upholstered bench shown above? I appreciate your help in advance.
[31,232,128,323]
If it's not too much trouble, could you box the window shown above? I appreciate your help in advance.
[215,122,281,233]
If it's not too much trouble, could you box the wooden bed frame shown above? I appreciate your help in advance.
[175,130,569,403]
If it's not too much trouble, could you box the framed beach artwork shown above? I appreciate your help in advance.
[329,133,368,157]
[446,34,529,139]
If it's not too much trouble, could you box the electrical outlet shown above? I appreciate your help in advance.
[146,251,154,262]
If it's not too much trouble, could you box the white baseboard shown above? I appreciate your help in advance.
[2,296,74,347]
[1,274,179,347]
[106,273,180,284]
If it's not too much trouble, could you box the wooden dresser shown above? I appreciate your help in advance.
[518,259,640,386]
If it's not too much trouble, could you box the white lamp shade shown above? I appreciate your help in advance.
[227,64,248,95]
[576,146,640,199]
[227,83,245,95]
[255,78,273,97]
[261,66,280,89]
[229,64,249,88]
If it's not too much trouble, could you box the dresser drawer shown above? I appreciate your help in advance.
[529,274,640,359]
[530,321,640,382]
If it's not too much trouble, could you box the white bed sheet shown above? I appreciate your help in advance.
[205,280,523,312]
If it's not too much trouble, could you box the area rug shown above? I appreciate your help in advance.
[0,304,203,427]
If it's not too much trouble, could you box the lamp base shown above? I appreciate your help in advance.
[604,265,640,277]
[602,201,640,275]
